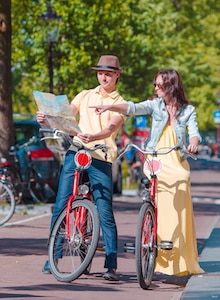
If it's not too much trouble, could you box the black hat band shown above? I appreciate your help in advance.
[94,65,120,71]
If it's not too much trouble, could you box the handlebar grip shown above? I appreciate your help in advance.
[39,128,56,134]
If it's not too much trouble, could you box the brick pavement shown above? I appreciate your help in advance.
[0,156,220,299]
[0,195,190,300]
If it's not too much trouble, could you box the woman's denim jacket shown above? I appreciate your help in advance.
[126,98,201,159]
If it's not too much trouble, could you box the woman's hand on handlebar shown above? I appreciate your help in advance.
[187,137,199,154]
[187,143,198,154]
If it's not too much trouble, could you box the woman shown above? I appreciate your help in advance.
[91,69,204,276]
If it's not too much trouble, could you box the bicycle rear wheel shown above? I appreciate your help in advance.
[48,199,100,282]
[135,202,157,289]
[0,181,15,226]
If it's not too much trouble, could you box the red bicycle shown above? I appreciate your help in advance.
[120,143,196,289]
[40,128,107,282]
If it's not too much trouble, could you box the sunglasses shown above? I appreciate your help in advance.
[153,83,163,89]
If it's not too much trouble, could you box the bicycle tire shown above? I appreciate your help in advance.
[2,165,22,204]
[29,179,47,203]
[48,199,100,282]
[0,181,16,226]
[135,202,157,289]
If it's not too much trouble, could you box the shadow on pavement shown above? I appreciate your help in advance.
[0,238,48,256]
[193,202,220,214]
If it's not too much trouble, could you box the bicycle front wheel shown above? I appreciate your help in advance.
[0,181,15,226]
[135,202,157,289]
[48,199,100,282]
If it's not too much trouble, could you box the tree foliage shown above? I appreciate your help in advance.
[11,0,220,133]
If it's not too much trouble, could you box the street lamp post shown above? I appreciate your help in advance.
[42,3,61,94]
[48,39,53,93]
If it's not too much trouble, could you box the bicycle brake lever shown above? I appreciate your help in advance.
[117,145,131,160]
[181,145,197,160]
[94,144,107,153]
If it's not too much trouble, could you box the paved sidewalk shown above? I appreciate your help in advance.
[1,196,187,300]
[181,159,220,299]
[0,157,220,299]
[2,193,219,300]
[181,216,220,299]
[125,189,220,300]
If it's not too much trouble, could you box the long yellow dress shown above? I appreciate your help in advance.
[150,125,204,276]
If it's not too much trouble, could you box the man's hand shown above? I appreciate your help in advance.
[36,111,46,124]
[77,133,94,143]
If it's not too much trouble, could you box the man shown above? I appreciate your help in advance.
[37,55,126,281]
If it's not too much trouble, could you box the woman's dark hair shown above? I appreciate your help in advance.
[154,69,189,107]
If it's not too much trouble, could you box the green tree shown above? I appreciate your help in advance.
[10,0,220,133]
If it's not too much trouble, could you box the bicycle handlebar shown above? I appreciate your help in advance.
[118,143,197,160]
[39,128,108,153]
[9,136,38,155]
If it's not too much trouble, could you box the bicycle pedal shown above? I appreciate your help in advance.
[124,243,135,253]
[158,240,173,250]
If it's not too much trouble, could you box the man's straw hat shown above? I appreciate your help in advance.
[92,55,123,72]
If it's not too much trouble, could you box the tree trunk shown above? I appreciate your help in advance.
[0,0,13,158]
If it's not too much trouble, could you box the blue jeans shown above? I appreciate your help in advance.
[50,150,118,271]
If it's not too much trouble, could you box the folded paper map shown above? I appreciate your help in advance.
[33,90,81,135]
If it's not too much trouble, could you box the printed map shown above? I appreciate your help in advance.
[33,90,81,135]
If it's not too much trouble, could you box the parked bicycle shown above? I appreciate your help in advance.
[40,128,107,282]
[121,143,196,289]
[0,136,56,204]
[0,169,16,226]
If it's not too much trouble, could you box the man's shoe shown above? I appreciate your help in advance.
[42,260,51,274]
[103,270,118,281]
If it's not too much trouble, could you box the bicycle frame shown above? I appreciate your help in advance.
[148,174,157,250]
[66,167,92,241]
[40,128,107,242]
